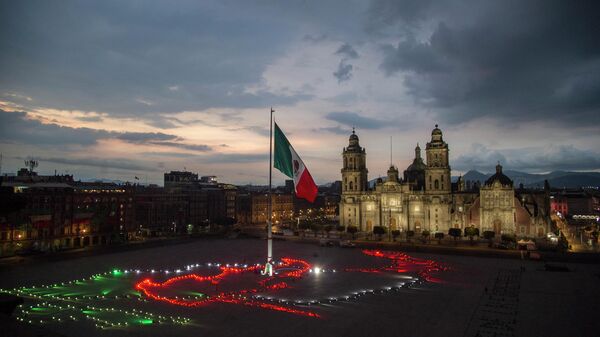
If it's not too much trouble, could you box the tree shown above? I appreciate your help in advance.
[391,230,401,242]
[406,230,415,243]
[448,228,461,245]
[483,231,495,247]
[434,232,444,244]
[347,226,358,239]
[0,188,27,251]
[501,233,516,243]
[298,220,311,237]
[215,216,236,227]
[464,226,479,245]
[373,226,386,240]
[310,223,322,237]
[421,230,430,243]
[591,230,599,247]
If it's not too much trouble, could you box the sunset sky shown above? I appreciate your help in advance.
[1,0,599,185]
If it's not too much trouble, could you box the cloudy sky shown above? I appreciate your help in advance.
[1,0,599,185]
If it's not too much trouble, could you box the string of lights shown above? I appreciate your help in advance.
[2,250,447,329]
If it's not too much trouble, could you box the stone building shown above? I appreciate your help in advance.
[339,126,550,237]
[479,164,516,234]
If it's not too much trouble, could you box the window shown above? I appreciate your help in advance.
[434,179,439,189]
[349,181,353,190]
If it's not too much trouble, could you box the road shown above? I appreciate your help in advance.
[551,213,590,252]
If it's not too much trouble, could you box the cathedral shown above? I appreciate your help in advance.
[339,125,551,238]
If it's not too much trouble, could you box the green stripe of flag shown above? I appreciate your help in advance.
[274,122,294,178]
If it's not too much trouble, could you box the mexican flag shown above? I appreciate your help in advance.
[274,122,318,203]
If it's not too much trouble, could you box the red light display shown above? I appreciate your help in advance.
[135,257,320,317]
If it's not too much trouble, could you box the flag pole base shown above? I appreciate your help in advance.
[261,258,274,276]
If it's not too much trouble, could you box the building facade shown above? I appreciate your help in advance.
[339,126,550,237]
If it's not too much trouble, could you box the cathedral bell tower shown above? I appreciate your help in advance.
[342,128,368,193]
[425,124,451,194]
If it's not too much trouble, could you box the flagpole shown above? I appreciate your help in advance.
[263,107,274,276]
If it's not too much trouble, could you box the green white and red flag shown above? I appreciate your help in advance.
[273,122,318,203]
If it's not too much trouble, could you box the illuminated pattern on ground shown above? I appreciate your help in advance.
[1,250,447,330]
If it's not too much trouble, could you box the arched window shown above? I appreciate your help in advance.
[349,181,354,190]
[434,179,439,189]
[344,157,347,168]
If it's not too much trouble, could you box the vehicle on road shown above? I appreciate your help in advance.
[339,240,356,248]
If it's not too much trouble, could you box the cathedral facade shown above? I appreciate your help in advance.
[339,126,550,238]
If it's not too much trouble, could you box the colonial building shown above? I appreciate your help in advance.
[339,126,551,237]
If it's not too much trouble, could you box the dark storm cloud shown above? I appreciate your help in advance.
[0,0,306,122]
[366,0,434,33]
[335,43,359,60]
[0,110,211,151]
[454,143,600,172]
[325,111,386,129]
[372,0,600,127]
[333,61,354,83]
[0,110,113,146]
[333,43,359,83]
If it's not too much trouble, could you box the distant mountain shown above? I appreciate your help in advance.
[536,173,600,189]
[460,170,489,183]
[460,170,600,188]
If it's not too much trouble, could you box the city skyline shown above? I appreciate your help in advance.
[1,1,600,185]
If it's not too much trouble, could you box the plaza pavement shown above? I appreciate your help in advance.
[0,239,598,337]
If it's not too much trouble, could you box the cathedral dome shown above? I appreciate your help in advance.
[345,127,362,152]
[406,143,426,172]
[429,124,443,142]
[484,163,513,187]
[406,160,427,172]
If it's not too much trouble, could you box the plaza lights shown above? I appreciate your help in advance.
[135,257,319,317]
[3,250,447,330]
